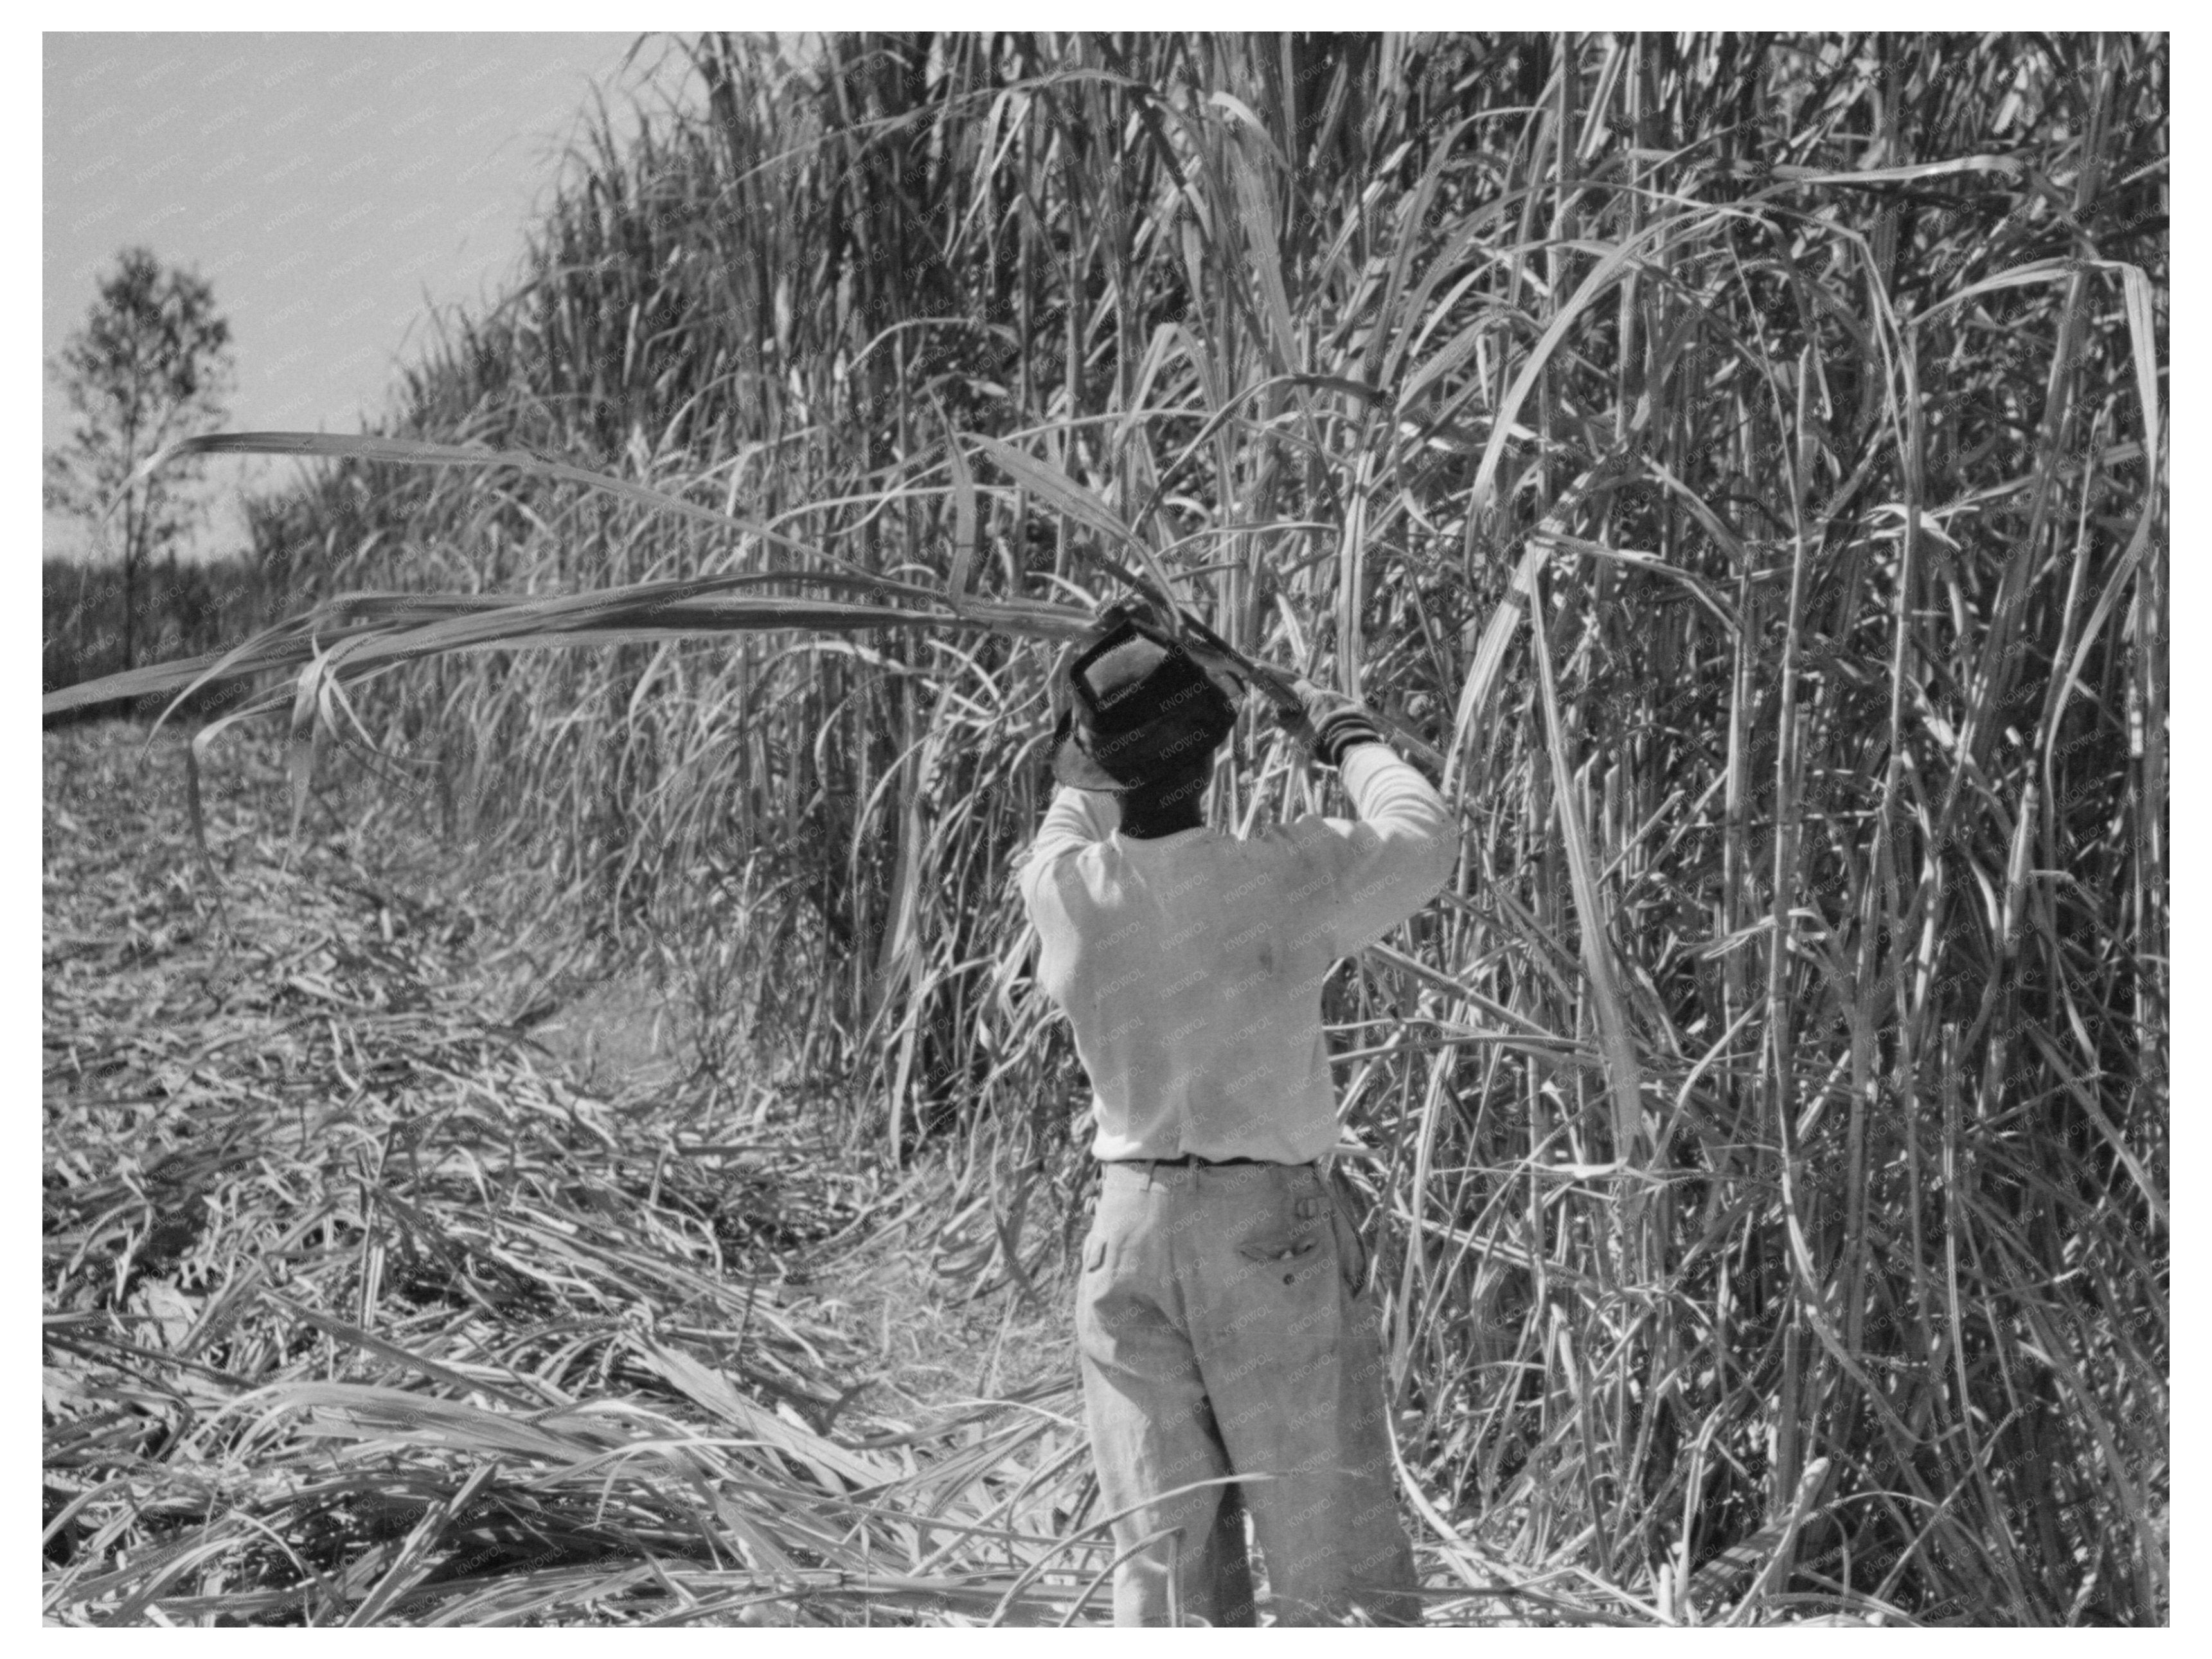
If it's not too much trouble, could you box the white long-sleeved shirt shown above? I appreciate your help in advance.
[1013,744,1457,1164]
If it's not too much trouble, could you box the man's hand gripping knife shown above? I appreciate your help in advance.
[1276,678,1388,769]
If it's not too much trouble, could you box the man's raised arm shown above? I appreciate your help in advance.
[1015,785,1121,908]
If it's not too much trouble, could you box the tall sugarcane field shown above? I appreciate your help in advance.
[41,33,2167,1626]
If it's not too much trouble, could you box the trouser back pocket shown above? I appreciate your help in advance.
[1325,1168,1371,1295]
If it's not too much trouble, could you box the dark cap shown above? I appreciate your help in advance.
[1049,615,1238,791]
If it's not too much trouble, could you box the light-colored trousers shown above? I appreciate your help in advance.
[1074,1159,1421,1626]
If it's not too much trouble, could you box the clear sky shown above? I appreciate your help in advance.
[42,31,705,560]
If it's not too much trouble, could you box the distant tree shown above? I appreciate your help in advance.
[45,247,234,670]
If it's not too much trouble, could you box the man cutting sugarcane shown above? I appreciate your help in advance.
[1015,604,1456,1626]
